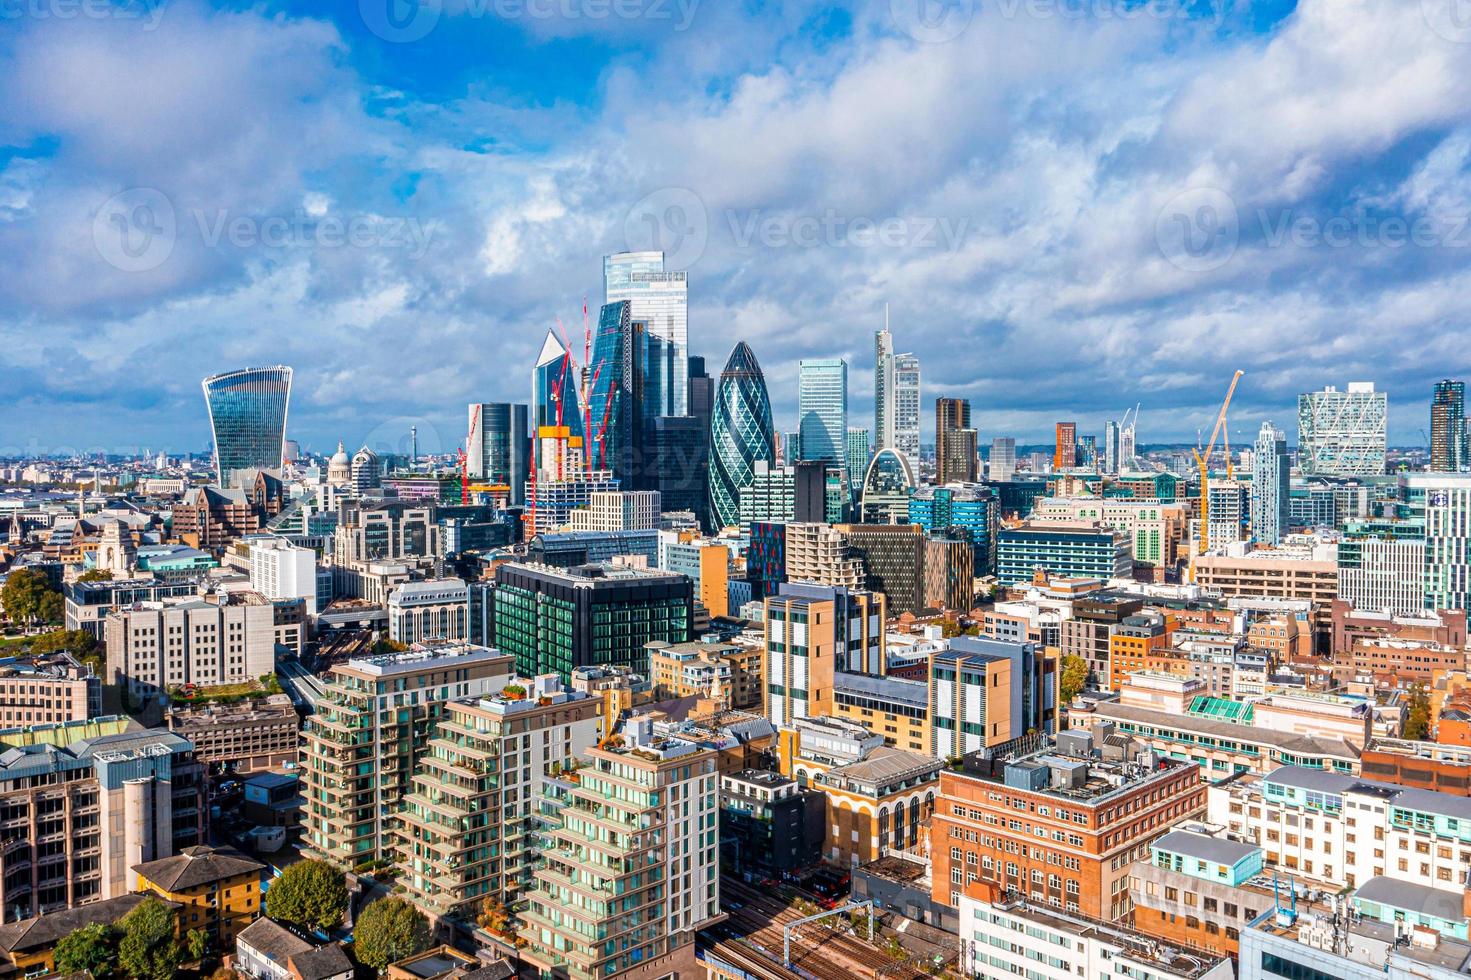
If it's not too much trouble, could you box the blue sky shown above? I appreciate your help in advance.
[2,0,1470,459]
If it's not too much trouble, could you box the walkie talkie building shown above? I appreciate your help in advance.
[709,342,775,529]
[201,366,293,488]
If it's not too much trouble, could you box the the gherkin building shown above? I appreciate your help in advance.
[709,342,775,529]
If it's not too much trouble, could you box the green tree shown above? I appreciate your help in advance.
[55,922,118,979]
[354,897,430,971]
[1404,686,1432,741]
[27,628,100,658]
[267,859,350,933]
[1,569,54,628]
[77,569,113,583]
[117,897,181,980]
[36,590,63,625]
[187,928,209,964]
[1060,655,1089,704]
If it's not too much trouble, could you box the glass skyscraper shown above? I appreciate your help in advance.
[604,251,688,417]
[467,402,530,505]
[201,365,292,488]
[797,358,847,465]
[709,342,775,529]
[1431,379,1467,473]
[532,329,584,440]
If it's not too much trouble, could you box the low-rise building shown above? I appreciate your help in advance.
[0,893,168,977]
[960,892,1233,980]
[236,917,354,980]
[1238,878,1471,980]
[646,640,763,709]
[1209,766,1471,891]
[104,590,276,707]
[719,770,826,875]
[833,671,929,752]
[1066,672,1363,776]
[387,578,470,646]
[1129,827,1272,959]
[166,693,300,771]
[133,844,265,950]
[995,521,1132,587]
[0,653,100,727]
[930,734,1206,920]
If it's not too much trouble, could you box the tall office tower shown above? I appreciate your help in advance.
[603,250,688,416]
[1431,379,1467,472]
[652,416,706,522]
[873,321,920,472]
[936,397,977,484]
[990,437,1017,482]
[875,327,894,449]
[688,355,713,423]
[1251,421,1290,545]
[709,342,775,529]
[532,330,584,440]
[586,301,654,487]
[1103,420,1120,475]
[1298,382,1387,476]
[797,358,847,464]
[782,431,800,465]
[1119,413,1138,471]
[1205,480,1248,547]
[894,353,922,472]
[1053,421,1077,470]
[466,403,530,505]
[846,427,871,500]
[201,366,293,488]
[1078,434,1097,470]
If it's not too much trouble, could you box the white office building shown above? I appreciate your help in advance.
[960,894,1233,980]
[1298,383,1387,477]
[874,327,921,475]
[1407,473,1471,611]
[1251,421,1290,545]
[248,535,317,611]
[989,437,1017,483]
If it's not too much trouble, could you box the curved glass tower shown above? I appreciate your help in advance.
[709,342,775,529]
[860,446,916,524]
[201,366,293,488]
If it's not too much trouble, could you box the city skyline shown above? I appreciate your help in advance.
[4,3,1470,453]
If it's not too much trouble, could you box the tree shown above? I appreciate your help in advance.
[77,569,113,583]
[117,897,181,980]
[36,590,63,624]
[354,897,430,971]
[476,896,511,937]
[187,927,210,964]
[1404,686,1432,741]
[1,569,54,628]
[1060,655,1089,704]
[268,859,350,933]
[55,922,118,979]
[27,628,100,658]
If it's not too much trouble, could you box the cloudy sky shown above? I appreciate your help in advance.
[3,0,1470,458]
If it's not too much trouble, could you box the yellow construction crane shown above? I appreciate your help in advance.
[1193,369,1244,558]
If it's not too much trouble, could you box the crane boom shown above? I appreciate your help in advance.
[1193,370,1244,559]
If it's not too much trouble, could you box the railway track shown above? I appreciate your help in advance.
[719,877,929,980]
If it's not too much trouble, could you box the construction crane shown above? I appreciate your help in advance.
[1193,370,1244,560]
